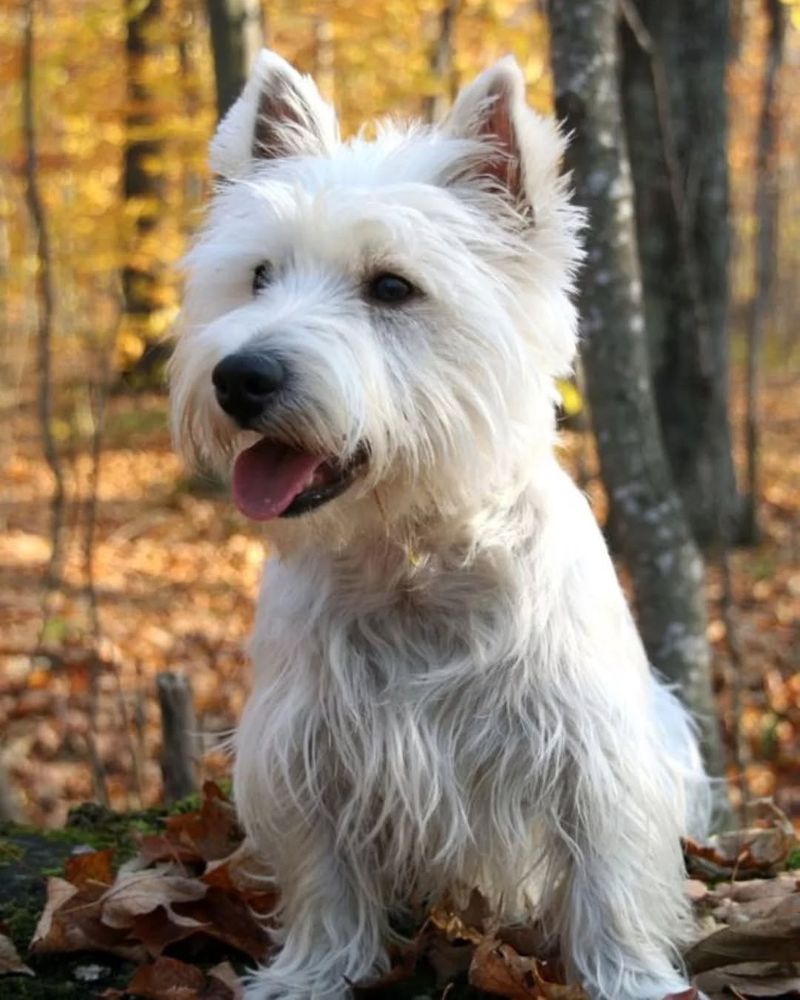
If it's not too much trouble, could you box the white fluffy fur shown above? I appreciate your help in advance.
[170,51,710,1000]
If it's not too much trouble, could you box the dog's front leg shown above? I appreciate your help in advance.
[244,824,389,1000]
[551,752,694,1000]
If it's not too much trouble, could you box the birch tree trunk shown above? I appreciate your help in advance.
[619,0,741,549]
[206,0,265,120]
[549,0,725,778]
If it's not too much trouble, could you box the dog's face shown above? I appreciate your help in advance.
[170,51,582,549]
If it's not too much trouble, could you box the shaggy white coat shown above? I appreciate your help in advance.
[170,50,710,1000]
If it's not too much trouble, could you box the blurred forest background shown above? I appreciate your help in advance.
[0,0,798,829]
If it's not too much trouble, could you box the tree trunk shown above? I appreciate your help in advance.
[206,0,265,120]
[423,0,461,124]
[122,0,170,380]
[548,0,725,779]
[22,0,66,594]
[157,672,199,804]
[619,0,741,548]
[0,761,20,823]
[742,0,785,543]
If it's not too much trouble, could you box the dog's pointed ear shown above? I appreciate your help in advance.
[210,50,338,179]
[442,57,532,218]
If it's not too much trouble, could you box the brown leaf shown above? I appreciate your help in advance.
[694,961,800,999]
[64,848,115,889]
[126,956,234,999]
[30,878,79,950]
[684,803,800,882]
[469,939,587,999]
[30,876,144,961]
[99,870,207,930]
[162,782,241,864]
[0,925,33,977]
[207,963,243,1000]
[201,840,277,914]
[129,905,210,959]
[685,893,800,973]
[710,880,800,926]
[172,886,272,962]
[138,834,203,868]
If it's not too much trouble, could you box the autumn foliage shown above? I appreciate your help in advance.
[1,0,800,997]
[0,783,797,998]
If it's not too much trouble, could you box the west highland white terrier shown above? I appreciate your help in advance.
[170,49,710,1000]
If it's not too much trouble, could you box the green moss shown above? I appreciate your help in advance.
[787,848,800,871]
[0,838,25,863]
[0,954,135,999]
[64,802,166,861]
[4,898,39,951]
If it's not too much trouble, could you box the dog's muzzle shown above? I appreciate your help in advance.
[212,350,286,428]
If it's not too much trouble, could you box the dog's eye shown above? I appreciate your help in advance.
[252,261,273,294]
[367,272,416,305]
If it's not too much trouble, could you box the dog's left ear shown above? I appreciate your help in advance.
[210,49,338,179]
[442,57,532,220]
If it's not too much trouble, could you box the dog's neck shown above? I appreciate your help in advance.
[268,454,564,601]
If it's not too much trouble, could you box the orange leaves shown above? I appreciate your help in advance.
[468,940,587,999]
[6,782,800,1000]
[683,800,799,880]
[29,782,272,979]
[139,782,241,867]
[64,846,116,887]
[112,957,242,1000]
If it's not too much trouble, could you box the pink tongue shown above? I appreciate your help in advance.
[232,439,326,521]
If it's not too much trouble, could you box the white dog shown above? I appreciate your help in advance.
[170,50,710,1000]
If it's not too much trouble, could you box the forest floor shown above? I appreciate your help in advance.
[0,366,798,828]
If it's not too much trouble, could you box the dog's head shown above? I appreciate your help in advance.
[170,51,582,550]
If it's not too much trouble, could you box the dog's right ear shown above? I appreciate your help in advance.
[210,50,338,179]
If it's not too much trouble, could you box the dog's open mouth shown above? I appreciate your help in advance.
[232,438,367,521]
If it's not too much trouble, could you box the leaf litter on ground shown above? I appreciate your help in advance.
[4,783,800,999]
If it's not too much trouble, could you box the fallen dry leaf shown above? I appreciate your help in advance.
[163,783,241,864]
[0,925,33,977]
[30,877,79,950]
[709,874,800,926]
[125,955,235,999]
[201,840,277,914]
[30,876,145,961]
[64,848,115,889]
[694,961,800,999]
[207,963,243,1000]
[100,870,208,930]
[469,938,587,999]
[685,893,800,973]
[172,886,272,962]
[685,803,800,882]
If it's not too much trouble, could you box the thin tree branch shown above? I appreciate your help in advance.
[22,0,67,610]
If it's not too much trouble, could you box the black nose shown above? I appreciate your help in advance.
[212,351,286,427]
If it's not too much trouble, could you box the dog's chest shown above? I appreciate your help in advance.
[294,584,540,858]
